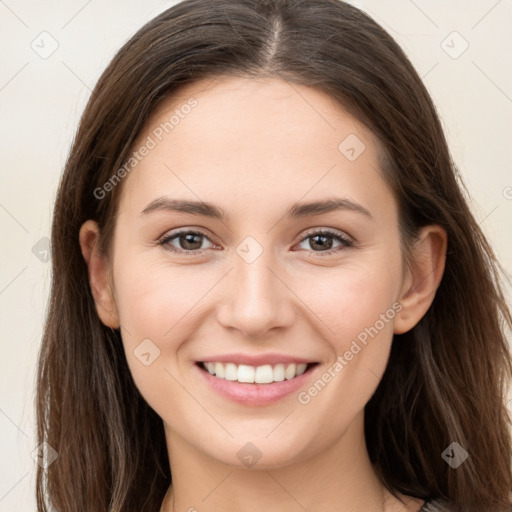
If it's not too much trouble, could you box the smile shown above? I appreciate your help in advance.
[195,359,320,406]
[199,361,313,384]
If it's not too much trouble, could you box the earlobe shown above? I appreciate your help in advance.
[393,225,447,335]
[79,220,120,329]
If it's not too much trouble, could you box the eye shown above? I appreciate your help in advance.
[158,228,353,257]
[295,229,353,256]
[159,229,217,254]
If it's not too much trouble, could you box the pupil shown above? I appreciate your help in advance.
[182,233,201,250]
[311,234,332,251]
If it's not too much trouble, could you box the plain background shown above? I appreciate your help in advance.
[1,0,511,509]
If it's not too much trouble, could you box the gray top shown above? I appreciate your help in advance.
[420,499,451,511]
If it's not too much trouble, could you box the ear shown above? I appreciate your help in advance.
[79,220,120,329]
[394,225,447,335]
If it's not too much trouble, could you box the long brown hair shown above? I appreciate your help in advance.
[36,1,512,510]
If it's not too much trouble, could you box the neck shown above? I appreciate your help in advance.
[160,412,421,512]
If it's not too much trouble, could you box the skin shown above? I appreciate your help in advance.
[80,76,446,512]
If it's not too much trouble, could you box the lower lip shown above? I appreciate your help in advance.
[195,363,318,406]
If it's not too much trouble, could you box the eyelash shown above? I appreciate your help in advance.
[158,228,353,257]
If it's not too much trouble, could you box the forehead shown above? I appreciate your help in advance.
[118,75,395,223]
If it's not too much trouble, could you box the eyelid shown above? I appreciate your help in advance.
[299,227,353,243]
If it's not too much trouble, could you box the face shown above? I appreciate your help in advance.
[86,76,435,469]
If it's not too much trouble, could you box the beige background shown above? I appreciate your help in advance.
[0,0,511,509]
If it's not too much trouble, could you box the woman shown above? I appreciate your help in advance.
[36,1,512,511]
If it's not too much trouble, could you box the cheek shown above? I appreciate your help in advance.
[296,261,402,352]
[291,258,403,414]
[337,279,397,350]
[111,256,219,394]
[111,230,219,337]
[115,266,203,339]
[310,264,402,403]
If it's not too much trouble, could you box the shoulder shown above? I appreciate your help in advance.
[420,499,453,511]
[421,499,512,512]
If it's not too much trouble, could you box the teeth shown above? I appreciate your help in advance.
[237,364,255,383]
[273,364,285,381]
[225,363,237,381]
[201,361,310,384]
[296,363,307,376]
[214,362,225,379]
[285,363,296,380]
[255,365,273,384]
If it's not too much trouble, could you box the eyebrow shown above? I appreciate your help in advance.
[141,196,373,220]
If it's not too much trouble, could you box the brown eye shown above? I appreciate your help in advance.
[296,229,353,256]
[159,230,215,253]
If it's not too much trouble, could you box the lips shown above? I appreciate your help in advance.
[194,355,320,406]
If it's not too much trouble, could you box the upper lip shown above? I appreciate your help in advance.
[198,353,317,366]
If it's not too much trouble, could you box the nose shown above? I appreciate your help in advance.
[216,248,297,339]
